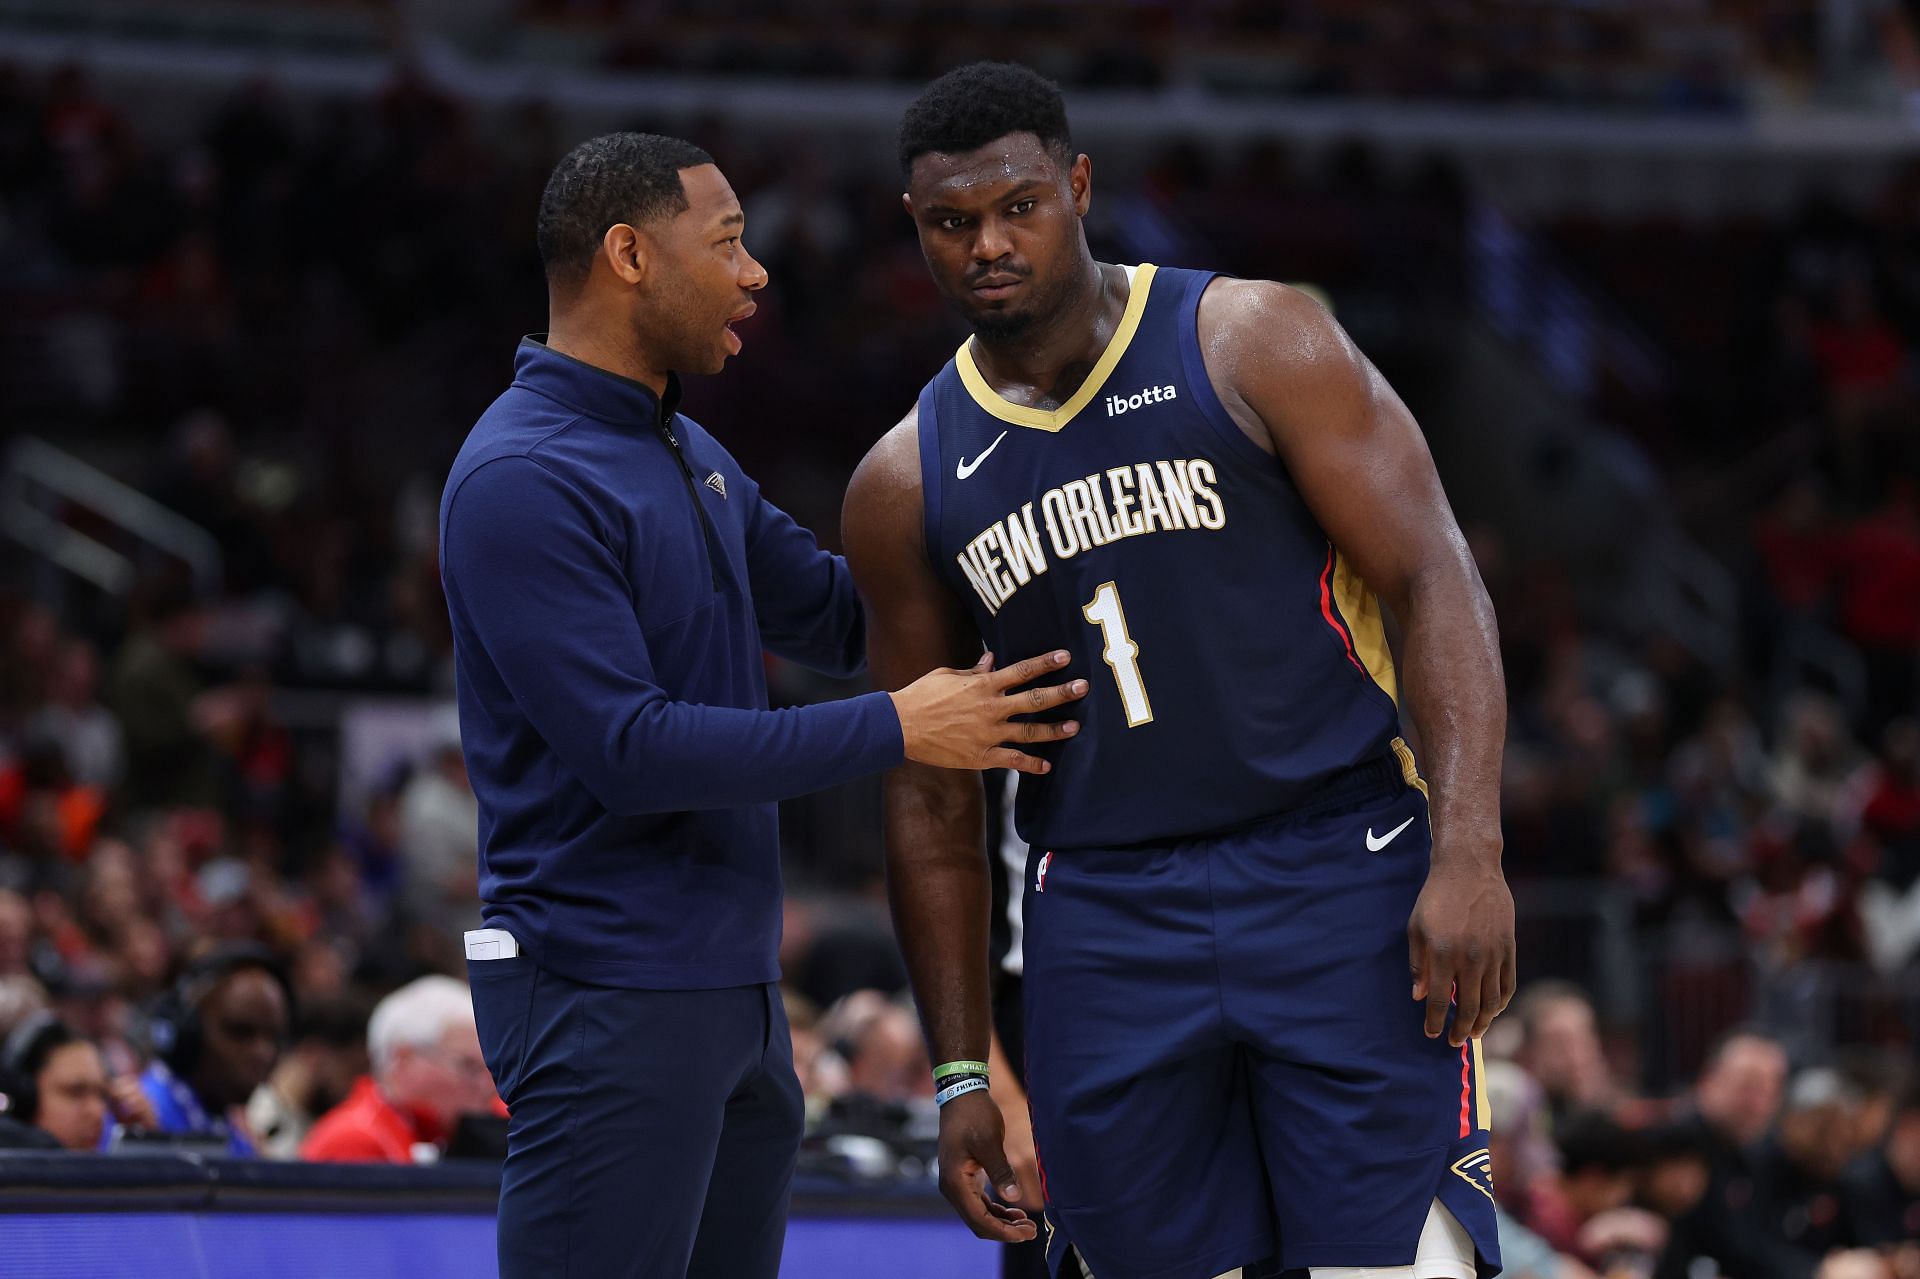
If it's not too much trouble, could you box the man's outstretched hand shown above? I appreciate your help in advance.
[891,650,1088,776]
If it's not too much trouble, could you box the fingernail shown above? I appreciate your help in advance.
[1053,651,1069,664]
[1071,680,1088,694]
[1038,761,1050,772]
[1001,1185,1021,1200]
[1062,721,1079,734]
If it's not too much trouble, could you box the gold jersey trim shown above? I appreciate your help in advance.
[954,263,1159,433]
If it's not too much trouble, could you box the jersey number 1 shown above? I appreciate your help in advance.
[1082,581,1154,727]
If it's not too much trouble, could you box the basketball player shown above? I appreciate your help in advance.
[843,63,1514,1279]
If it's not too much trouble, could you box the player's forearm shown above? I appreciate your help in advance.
[1396,563,1506,869]
[882,765,993,1067]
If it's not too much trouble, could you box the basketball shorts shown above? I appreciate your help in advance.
[1020,764,1502,1279]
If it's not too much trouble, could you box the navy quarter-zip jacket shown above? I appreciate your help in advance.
[439,338,904,988]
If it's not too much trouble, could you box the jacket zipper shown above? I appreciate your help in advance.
[654,408,722,592]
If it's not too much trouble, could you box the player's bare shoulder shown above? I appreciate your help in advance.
[1195,279,1354,388]
[843,405,926,567]
[1194,277,1376,453]
[849,405,922,500]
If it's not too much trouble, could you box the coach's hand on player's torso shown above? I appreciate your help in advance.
[890,649,1087,775]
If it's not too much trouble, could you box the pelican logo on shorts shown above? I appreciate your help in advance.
[1451,1147,1495,1202]
[704,471,727,500]
[1035,850,1053,893]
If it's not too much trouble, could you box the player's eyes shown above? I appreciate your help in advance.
[718,236,739,248]
[939,217,968,231]
[1009,199,1036,215]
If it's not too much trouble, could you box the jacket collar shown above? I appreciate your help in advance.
[511,335,682,427]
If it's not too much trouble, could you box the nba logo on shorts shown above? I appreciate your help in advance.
[1035,851,1052,893]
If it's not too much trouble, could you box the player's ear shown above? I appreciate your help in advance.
[1069,154,1091,217]
[601,223,648,286]
[901,192,915,220]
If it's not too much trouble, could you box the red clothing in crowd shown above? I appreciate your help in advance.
[299,1076,441,1164]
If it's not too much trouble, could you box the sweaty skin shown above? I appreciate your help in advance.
[845,131,1512,1246]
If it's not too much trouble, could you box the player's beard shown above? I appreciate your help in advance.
[972,305,1038,343]
[966,265,1081,348]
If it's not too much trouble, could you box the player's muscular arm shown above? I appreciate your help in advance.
[1197,278,1515,1048]
[843,412,1066,1243]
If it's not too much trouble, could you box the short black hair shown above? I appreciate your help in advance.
[1555,1110,1639,1176]
[293,997,368,1050]
[2,1014,81,1122]
[536,132,714,287]
[898,61,1071,177]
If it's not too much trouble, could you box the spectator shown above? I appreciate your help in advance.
[395,709,477,949]
[1528,1110,1640,1255]
[1636,1122,1714,1227]
[841,1001,931,1105]
[0,892,35,977]
[805,991,935,1165]
[0,1013,155,1152]
[1856,718,1920,973]
[1695,1029,1790,1151]
[1483,1060,1595,1279]
[1843,1081,1920,1247]
[1752,1068,1871,1268]
[104,582,219,811]
[246,997,369,1160]
[139,946,292,1156]
[1658,1029,1790,1279]
[1769,692,1865,837]
[25,639,122,791]
[300,975,496,1164]
[1514,982,1619,1125]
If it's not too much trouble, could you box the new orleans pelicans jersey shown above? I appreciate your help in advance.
[920,263,1410,851]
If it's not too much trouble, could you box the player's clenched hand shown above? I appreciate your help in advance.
[935,1091,1039,1243]
[1408,860,1516,1048]
[890,650,1088,776]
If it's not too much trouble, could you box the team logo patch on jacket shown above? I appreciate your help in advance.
[704,471,727,499]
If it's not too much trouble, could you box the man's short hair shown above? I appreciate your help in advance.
[897,61,1071,176]
[366,976,473,1077]
[1512,979,1593,1044]
[1699,1025,1782,1075]
[536,132,714,287]
[1555,1109,1638,1176]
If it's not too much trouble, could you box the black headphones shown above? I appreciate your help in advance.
[0,1012,75,1124]
[145,943,295,1081]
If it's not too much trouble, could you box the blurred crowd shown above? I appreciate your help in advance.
[1420,982,1920,1279]
[525,0,1838,112]
[0,39,1917,1279]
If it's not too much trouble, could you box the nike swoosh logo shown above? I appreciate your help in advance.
[956,430,1009,480]
[1366,815,1417,852]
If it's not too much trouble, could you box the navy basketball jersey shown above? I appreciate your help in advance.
[919,263,1413,851]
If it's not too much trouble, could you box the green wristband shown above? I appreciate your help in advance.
[932,1059,990,1081]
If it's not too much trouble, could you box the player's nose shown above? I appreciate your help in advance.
[972,216,1013,263]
